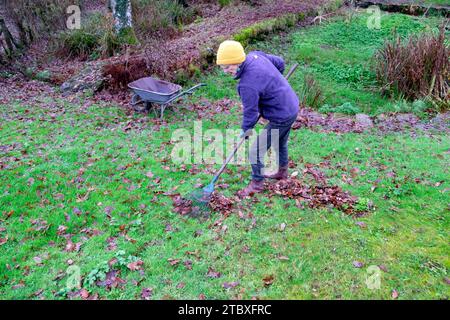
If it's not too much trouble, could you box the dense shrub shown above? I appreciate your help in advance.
[131,0,197,40]
[55,13,121,60]
[57,29,100,59]
[298,74,324,109]
[375,26,449,108]
[319,102,362,115]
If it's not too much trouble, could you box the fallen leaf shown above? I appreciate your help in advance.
[241,245,250,253]
[106,237,117,251]
[392,289,399,299]
[355,221,367,228]
[206,268,221,279]
[0,236,8,246]
[53,193,64,200]
[32,289,44,298]
[87,293,99,300]
[65,240,75,252]
[57,225,68,235]
[141,287,153,300]
[96,270,126,289]
[80,288,89,299]
[33,256,43,265]
[223,281,239,289]
[5,210,13,219]
[104,206,114,218]
[194,230,203,237]
[176,282,186,289]
[263,275,274,287]
[65,240,81,252]
[378,264,388,272]
[168,258,181,266]
[127,260,143,271]
[12,281,25,290]
[184,260,193,270]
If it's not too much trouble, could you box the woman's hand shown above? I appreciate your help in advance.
[240,129,253,139]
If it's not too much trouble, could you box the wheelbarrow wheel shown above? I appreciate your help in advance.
[131,94,150,113]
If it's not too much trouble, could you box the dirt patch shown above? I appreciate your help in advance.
[0,75,60,106]
[292,107,450,135]
[1,75,447,137]
[100,0,330,89]
[355,0,450,16]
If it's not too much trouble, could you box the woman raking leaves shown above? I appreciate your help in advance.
[216,40,300,196]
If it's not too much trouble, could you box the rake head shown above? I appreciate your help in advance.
[185,183,215,218]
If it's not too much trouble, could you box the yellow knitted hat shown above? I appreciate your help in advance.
[216,40,246,65]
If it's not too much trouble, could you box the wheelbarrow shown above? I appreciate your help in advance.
[128,77,206,119]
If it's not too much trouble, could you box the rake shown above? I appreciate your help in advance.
[188,63,299,211]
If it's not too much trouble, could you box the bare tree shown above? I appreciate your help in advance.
[109,0,138,44]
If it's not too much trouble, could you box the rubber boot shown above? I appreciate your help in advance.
[238,179,265,197]
[264,166,288,180]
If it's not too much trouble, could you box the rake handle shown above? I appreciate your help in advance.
[211,135,247,184]
[285,63,299,81]
[210,63,299,185]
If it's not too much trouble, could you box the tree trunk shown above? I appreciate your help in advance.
[15,18,32,47]
[109,0,138,44]
[177,0,189,7]
[0,17,18,55]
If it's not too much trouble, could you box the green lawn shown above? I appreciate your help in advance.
[0,10,449,300]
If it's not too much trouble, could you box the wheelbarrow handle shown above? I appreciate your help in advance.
[164,83,206,105]
[184,83,207,95]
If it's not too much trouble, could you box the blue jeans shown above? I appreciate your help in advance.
[249,114,298,181]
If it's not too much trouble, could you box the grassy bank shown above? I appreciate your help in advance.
[197,9,448,115]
